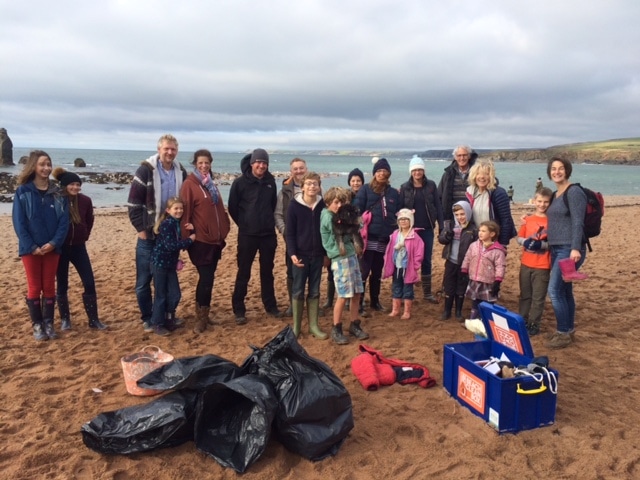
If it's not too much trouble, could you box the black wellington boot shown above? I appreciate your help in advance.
[441,295,454,321]
[42,297,57,339]
[27,298,47,341]
[57,295,71,330]
[83,294,108,330]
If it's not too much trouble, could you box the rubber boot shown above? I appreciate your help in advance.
[421,275,439,303]
[283,278,294,317]
[369,277,387,312]
[57,295,72,330]
[83,294,108,330]
[27,298,47,341]
[307,298,328,340]
[291,298,304,338]
[558,258,588,282]
[441,296,454,321]
[348,319,370,340]
[359,280,370,318]
[321,280,335,315]
[389,298,402,317]
[193,303,209,334]
[42,297,57,339]
[401,300,413,320]
[455,296,465,322]
[331,322,349,345]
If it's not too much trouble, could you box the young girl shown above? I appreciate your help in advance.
[52,167,107,331]
[383,209,424,320]
[149,197,195,336]
[461,220,506,319]
[13,150,69,341]
[438,201,478,321]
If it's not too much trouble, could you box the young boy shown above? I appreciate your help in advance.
[285,172,327,339]
[320,187,369,345]
[438,201,478,321]
[517,187,553,336]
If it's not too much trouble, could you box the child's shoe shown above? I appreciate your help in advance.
[153,325,171,337]
[331,323,349,345]
[526,322,540,336]
[348,320,369,340]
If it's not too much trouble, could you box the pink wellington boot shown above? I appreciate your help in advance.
[401,300,413,320]
[389,298,402,317]
[558,258,588,282]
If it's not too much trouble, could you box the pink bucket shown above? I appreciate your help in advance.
[121,345,174,396]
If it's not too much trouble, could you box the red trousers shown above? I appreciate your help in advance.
[21,253,60,299]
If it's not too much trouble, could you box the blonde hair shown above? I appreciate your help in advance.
[301,171,321,186]
[468,161,497,191]
[157,134,179,149]
[17,150,51,186]
[323,186,349,205]
[153,196,183,234]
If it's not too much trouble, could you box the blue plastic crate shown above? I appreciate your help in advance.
[442,302,559,433]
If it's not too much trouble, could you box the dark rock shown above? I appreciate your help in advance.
[0,128,14,166]
[19,155,28,165]
[74,158,87,167]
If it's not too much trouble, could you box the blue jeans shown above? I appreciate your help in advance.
[548,245,586,333]
[56,244,96,296]
[135,238,155,323]
[391,268,415,300]
[416,228,435,276]
[151,263,181,327]
[291,255,323,300]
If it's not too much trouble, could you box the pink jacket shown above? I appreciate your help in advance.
[383,228,424,284]
[461,239,506,284]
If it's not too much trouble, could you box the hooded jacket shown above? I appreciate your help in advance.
[227,153,277,236]
[461,239,507,284]
[438,200,478,264]
[127,154,186,238]
[382,213,424,284]
[13,181,69,256]
[465,185,516,247]
[64,193,94,246]
[353,184,401,242]
[180,171,230,246]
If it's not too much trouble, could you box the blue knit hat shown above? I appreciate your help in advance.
[409,155,425,173]
[372,157,391,175]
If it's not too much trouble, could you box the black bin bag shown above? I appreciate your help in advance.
[241,326,354,461]
[81,390,197,454]
[136,354,241,393]
[194,374,278,473]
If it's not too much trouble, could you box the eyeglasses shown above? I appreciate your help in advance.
[303,181,319,187]
[455,154,470,158]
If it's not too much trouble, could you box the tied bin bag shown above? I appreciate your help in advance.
[241,326,354,461]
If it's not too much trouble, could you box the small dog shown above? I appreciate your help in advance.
[333,203,364,256]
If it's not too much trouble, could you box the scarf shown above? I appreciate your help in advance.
[193,168,219,205]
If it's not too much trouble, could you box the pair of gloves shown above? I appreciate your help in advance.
[523,238,543,251]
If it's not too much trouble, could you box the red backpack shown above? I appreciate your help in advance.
[561,183,604,251]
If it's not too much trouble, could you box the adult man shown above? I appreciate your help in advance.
[228,148,282,324]
[438,145,477,221]
[127,134,185,330]
[274,157,308,317]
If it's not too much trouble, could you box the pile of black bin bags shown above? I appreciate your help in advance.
[81,326,354,473]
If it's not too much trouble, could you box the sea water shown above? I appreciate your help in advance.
[2,147,638,212]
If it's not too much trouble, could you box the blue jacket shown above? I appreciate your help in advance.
[13,181,69,256]
[152,216,193,269]
[353,184,401,242]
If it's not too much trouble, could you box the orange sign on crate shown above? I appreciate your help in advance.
[458,366,485,414]
[488,320,524,354]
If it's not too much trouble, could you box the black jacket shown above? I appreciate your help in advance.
[398,177,444,231]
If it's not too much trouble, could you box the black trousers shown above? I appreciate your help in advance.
[232,234,278,315]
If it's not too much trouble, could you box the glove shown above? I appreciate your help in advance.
[491,281,501,296]
[443,230,454,242]
[523,238,542,251]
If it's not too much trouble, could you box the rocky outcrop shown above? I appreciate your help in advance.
[0,128,13,166]
[481,148,640,165]
[74,158,87,167]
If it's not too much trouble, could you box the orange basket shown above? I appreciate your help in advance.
[120,345,174,396]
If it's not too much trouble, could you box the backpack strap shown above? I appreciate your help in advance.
[561,183,591,252]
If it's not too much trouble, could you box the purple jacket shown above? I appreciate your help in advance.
[461,240,506,284]
[383,228,424,284]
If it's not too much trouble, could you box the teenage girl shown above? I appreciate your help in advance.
[461,220,506,319]
[52,167,107,331]
[149,197,195,336]
[13,150,69,341]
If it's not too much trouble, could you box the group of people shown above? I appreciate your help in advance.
[13,136,587,350]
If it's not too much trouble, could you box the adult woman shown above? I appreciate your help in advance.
[398,155,444,302]
[180,149,230,333]
[12,150,69,341]
[353,158,401,316]
[465,161,516,248]
[52,168,107,331]
[544,157,587,349]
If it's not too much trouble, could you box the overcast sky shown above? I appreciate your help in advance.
[2,0,639,152]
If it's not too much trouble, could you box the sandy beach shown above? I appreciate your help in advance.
[1,196,639,479]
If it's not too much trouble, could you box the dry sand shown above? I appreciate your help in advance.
[1,196,639,479]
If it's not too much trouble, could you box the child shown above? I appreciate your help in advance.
[516,187,553,336]
[149,197,195,336]
[53,167,107,331]
[320,187,369,345]
[286,172,327,339]
[461,220,506,319]
[438,201,478,321]
[383,209,424,319]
